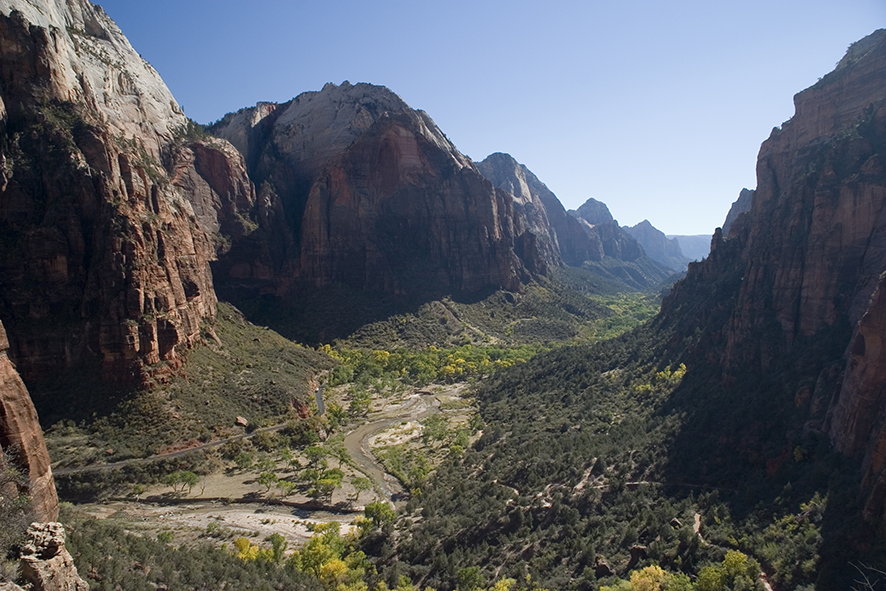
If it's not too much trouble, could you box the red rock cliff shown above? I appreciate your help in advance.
[0,320,57,522]
[0,1,255,384]
[661,29,886,524]
[299,113,532,293]
[211,82,547,297]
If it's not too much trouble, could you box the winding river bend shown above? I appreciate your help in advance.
[343,392,441,502]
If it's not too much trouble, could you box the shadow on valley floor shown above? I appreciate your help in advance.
[220,276,628,349]
[656,351,886,590]
[223,282,499,347]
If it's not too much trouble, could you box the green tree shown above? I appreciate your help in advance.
[163,471,200,494]
[364,501,396,529]
[308,468,344,503]
[258,472,279,496]
[351,476,372,503]
[234,451,254,471]
[269,533,288,564]
[305,445,328,467]
[349,387,372,417]
[456,566,484,591]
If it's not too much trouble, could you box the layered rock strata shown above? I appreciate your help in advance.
[0,1,255,383]
[212,83,544,296]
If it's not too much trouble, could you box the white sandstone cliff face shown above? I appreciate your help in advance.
[0,0,254,383]
[214,82,472,183]
[0,0,185,156]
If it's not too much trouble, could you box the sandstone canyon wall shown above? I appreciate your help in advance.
[211,83,556,298]
[0,320,57,522]
[0,0,255,384]
[661,29,886,524]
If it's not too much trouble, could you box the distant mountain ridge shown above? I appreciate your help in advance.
[478,154,674,290]
[722,188,754,237]
[667,234,711,261]
[624,219,691,270]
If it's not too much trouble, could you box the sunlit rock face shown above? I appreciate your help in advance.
[211,82,550,296]
[0,320,57,523]
[477,152,594,266]
[0,1,254,384]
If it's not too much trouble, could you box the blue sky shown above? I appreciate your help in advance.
[97,0,884,235]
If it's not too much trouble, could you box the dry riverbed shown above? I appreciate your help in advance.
[67,382,476,552]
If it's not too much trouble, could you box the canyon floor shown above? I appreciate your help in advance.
[66,382,474,551]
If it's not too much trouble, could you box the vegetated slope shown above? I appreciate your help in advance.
[233,273,660,351]
[372,321,866,591]
[64,508,322,591]
[39,302,332,466]
[370,30,886,591]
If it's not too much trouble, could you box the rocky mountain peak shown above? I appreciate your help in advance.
[212,81,469,185]
[210,87,542,298]
[722,188,754,237]
[477,152,541,205]
[623,220,690,271]
[0,0,186,156]
[570,197,614,226]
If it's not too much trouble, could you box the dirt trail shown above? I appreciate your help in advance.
[69,383,469,546]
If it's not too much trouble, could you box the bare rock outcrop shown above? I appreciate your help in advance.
[212,83,544,297]
[19,523,88,591]
[0,0,184,157]
[0,321,57,522]
[571,198,614,226]
[721,188,754,238]
[0,1,255,384]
